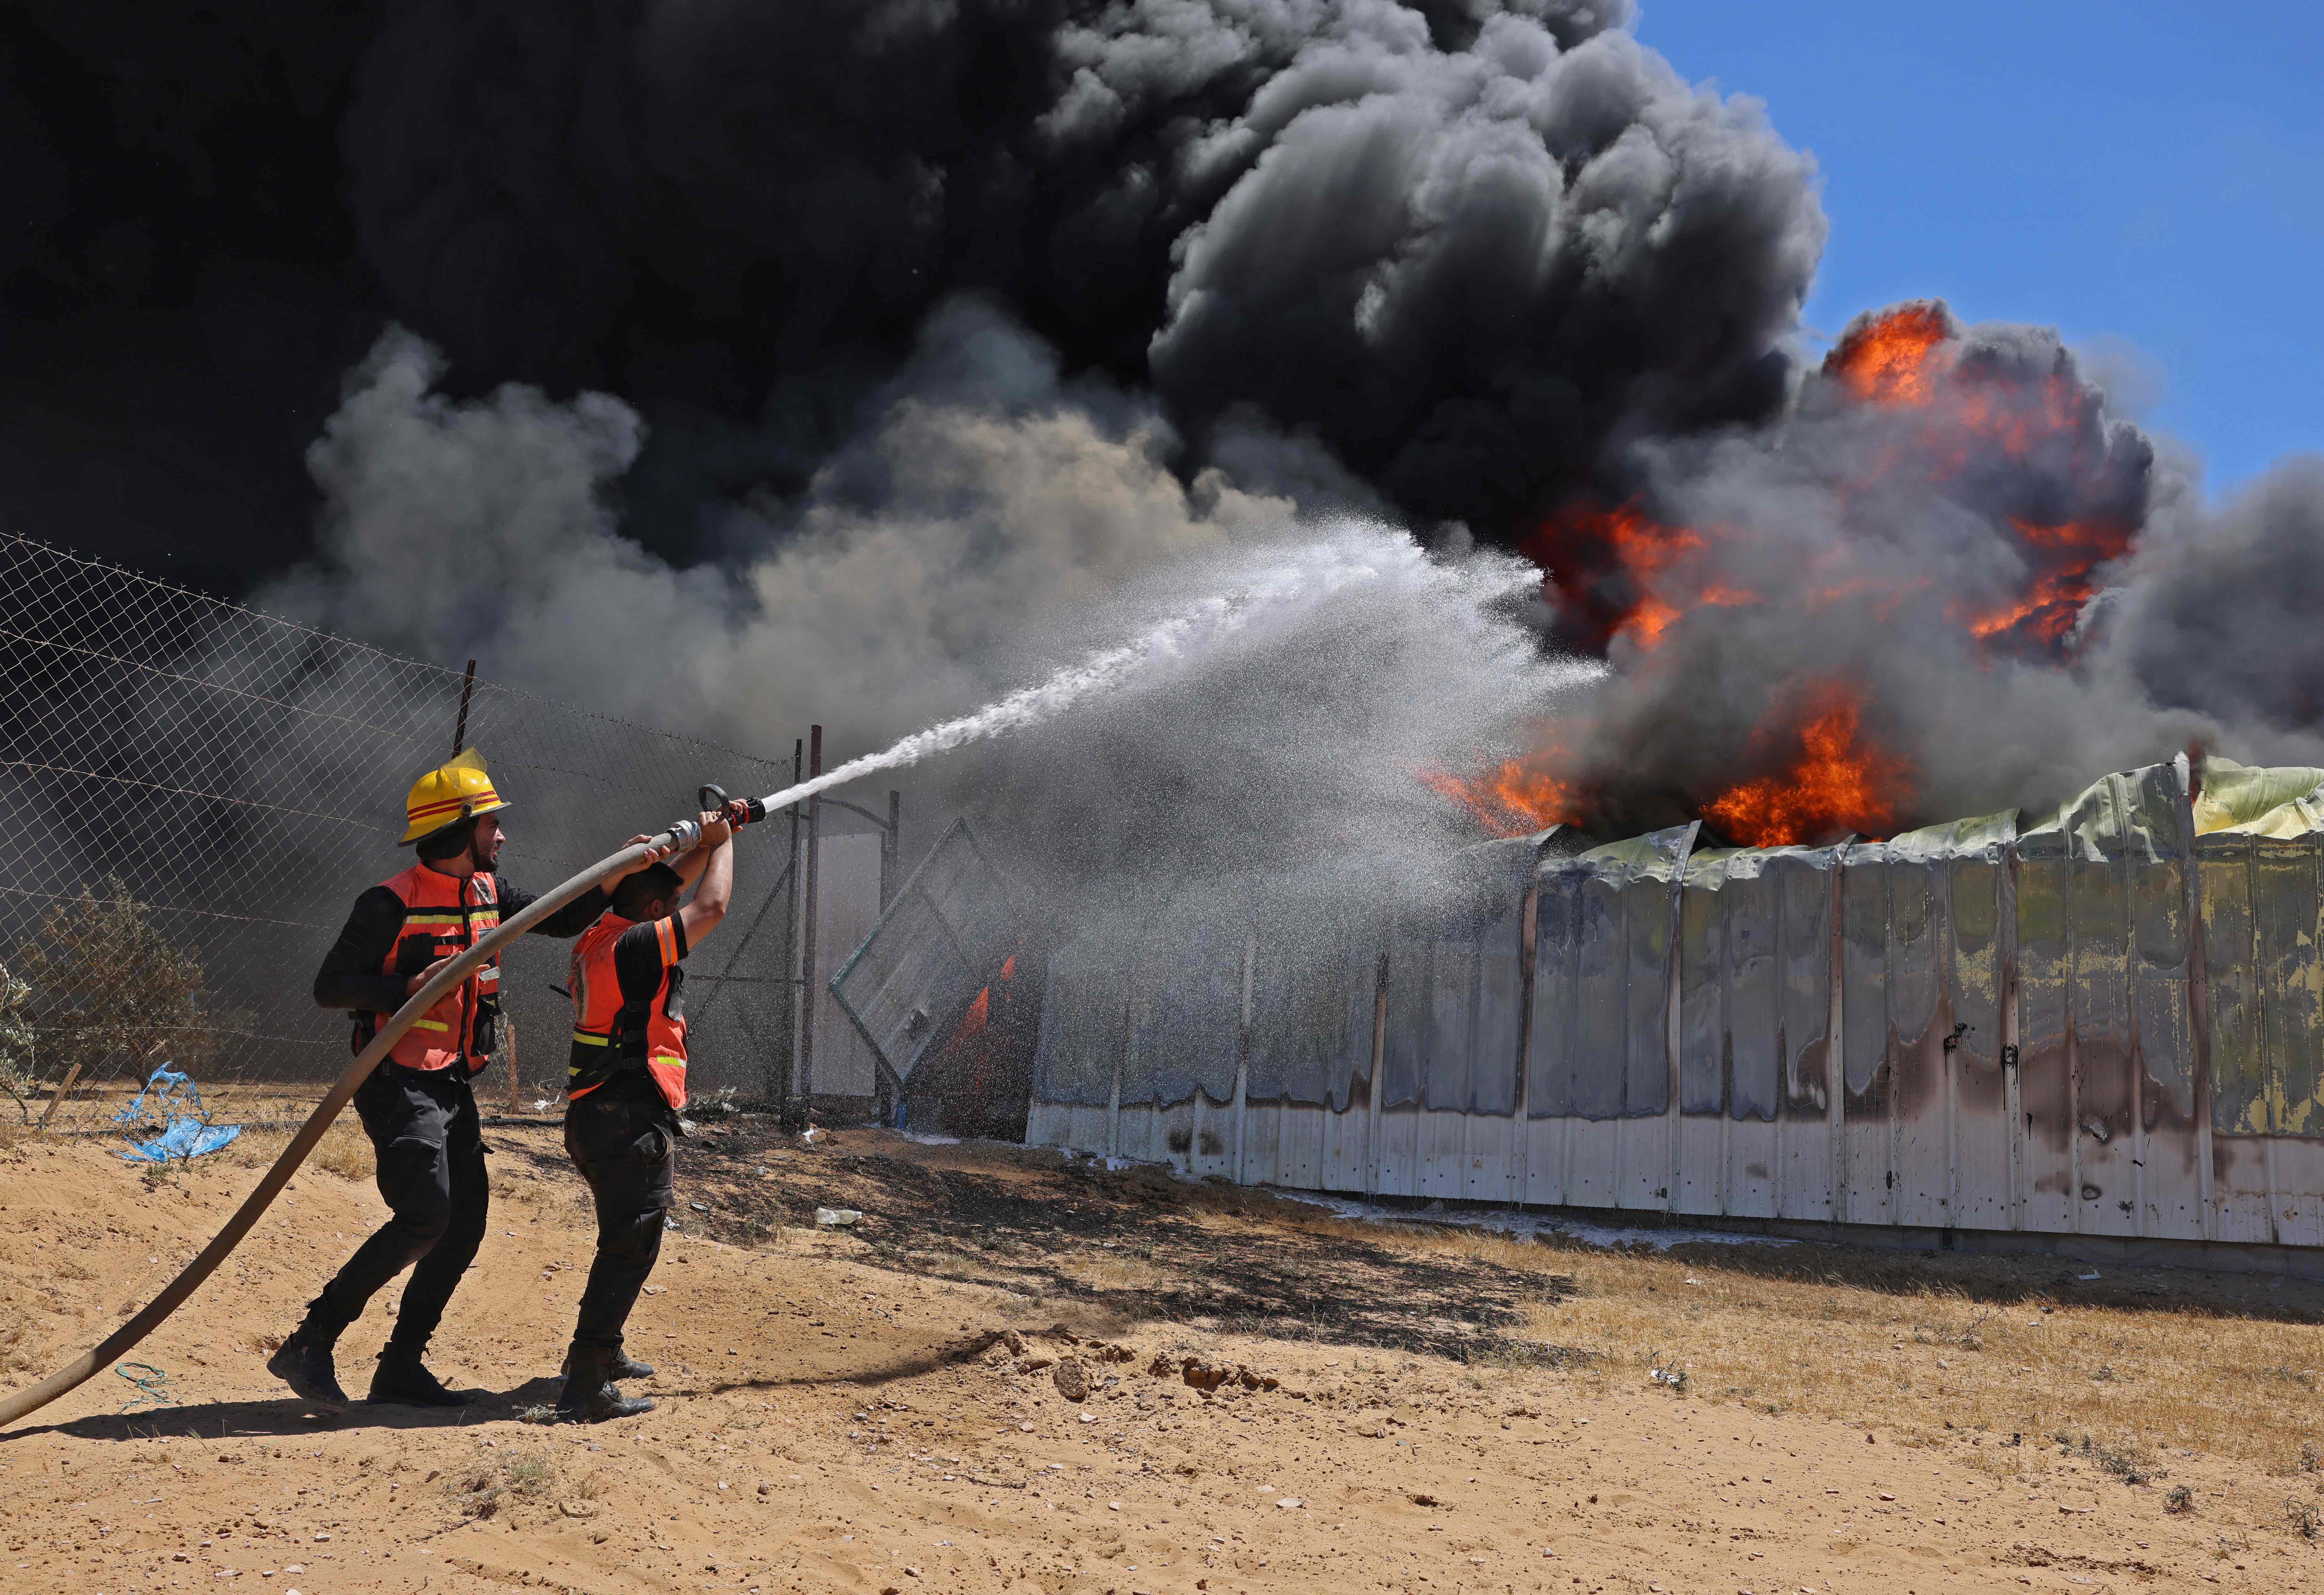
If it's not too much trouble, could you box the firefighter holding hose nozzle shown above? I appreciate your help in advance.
[269,750,661,1409]
[553,804,733,1421]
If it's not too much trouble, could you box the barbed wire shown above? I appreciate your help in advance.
[0,532,803,1136]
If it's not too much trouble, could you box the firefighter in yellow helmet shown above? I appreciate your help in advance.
[266,748,684,1411]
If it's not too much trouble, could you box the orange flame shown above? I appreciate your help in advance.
[1528,503,1760,653]
[943,955,1016,1051]
[1701,685,1909,847]
[1825,304,1950,405]
[1471,300,2130,846]
[1421,759,1587,838]
[1958,516,2133,647]
[955,985,991,1040]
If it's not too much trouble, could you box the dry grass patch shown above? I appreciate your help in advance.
[1052,1250,1172,1293]
[1311,1222,2324,1477]
[212,1113,373,1180]
[446,1446,558,1518]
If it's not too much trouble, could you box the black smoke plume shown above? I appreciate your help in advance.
[1,0,1815,582]
[7,1,2324,859]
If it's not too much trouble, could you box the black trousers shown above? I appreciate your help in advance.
[564,1079,676,1355]
[304,1065,487,1356]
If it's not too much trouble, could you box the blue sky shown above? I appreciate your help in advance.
[1635,1,2323,498]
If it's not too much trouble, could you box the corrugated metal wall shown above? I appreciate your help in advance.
[1027,756,2324,1255]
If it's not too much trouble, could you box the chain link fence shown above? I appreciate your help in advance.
[0,532,809,1138]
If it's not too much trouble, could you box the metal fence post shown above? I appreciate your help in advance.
[798,725,823,1112]
[882,790,900,909]
[778,736,802,1115]
[452,659,476,755]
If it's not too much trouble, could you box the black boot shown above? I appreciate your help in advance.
[562,1344,655,1381]
[266,1324,348,1411]
[368,1347,473,1407]
[557,1344,654,1424]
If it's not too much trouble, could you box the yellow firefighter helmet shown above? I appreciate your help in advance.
[400,748,510,844]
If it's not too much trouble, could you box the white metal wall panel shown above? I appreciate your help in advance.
[1676,850,1734,1216]
[2125,764,2204,1239]
[2199,827,2285,1242]
[2195,760,2324,1247]
[1944,825,2016,1230]
[1016,756,2324,1270]
[1884,834,1948,1228]
[1029,927,1142,1162]
[2014,820,2077,1234]
[1237,882,1383,1192]
[1773,849,1840,1221]
[2014,766,2198,1240]
[1522,825,1696,1209]
[1122,914,1242,1111]
[1839,848,1895,1226]
[1381,837,1541,1201]
[2068,782,2141,1239]
[1677,848,1828,1220]
[1025,1099,1074,1150]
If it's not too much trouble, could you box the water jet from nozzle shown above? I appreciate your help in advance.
[739,536,1395,815]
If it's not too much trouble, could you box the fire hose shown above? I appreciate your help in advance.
[0,787,770,1431]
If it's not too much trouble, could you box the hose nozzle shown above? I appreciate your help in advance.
[698,782,766,830]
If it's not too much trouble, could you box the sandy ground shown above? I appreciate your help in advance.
[3,1116,2323,1595]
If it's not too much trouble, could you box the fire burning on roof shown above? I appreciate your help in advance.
[1426,301,2150,848]
[1700,684,1909,848]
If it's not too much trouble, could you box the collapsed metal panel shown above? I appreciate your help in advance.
[830,819,1019,1085]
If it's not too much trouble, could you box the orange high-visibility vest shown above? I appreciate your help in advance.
[566,911,688,1113]
[360,864,502,1072]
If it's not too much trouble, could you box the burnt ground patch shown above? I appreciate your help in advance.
[565,1122,1577,1361]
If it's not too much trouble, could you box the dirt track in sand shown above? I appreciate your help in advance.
[3,1119,2321,1594]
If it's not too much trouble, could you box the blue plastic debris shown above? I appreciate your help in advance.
[115,1360,175,1411]
[115,1065,241,1163]
[121,1117,241,1162]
